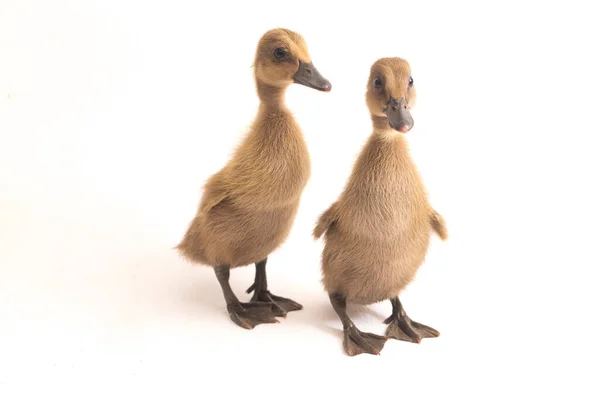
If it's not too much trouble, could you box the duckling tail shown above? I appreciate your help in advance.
[174,216,207,263]
[430,210,448,241]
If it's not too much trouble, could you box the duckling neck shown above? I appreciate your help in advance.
[255,79,288,108]
[371,115,390,131]
[371,115,402,140]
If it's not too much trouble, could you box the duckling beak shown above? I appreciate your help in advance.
[386,97,414,133]
[293,61,332,92]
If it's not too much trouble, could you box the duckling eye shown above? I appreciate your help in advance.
[374,77,382,89]
[409,76,414,87]
[274,48,286,59]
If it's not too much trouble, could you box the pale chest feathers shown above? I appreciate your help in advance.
[338,135,430,238]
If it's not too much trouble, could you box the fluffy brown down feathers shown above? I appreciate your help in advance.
[177,29,316,268]
[313,57,447,304]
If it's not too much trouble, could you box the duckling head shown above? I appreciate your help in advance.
[254,28,331,92]
[366,57,416,133]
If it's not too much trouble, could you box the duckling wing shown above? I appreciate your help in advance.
[313,202,339,239]
[429,209,448,241]
[199,172,228,214]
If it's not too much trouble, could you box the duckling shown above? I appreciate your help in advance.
[313,57,447,356]
[177,28,331,329]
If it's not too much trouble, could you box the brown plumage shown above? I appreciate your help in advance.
[177,28,331,329]
[313,57,447,356]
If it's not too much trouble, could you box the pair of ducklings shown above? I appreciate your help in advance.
[177,28,447,356]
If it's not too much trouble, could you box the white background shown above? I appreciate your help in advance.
[1,0,599,398]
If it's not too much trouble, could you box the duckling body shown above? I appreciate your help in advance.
[178,28,331,329]
[314,57,446,355]
[319,133,431,304]
[179,105,310,268]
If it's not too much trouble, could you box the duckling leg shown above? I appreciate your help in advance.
[384,297,440,343]
[329,293,387,356]
[213,266,279,329]
[245,258,303,317]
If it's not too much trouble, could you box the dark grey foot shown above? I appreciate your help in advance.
[385,316,439,343]
[246,259,304,317]
[384,297,440,343]
[343,326,387,356]
[226,302,279,330]
[248,289,303,317]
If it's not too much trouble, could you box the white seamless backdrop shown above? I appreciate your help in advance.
[1,0,599,399]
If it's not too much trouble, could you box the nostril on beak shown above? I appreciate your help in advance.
[306,68,313,75]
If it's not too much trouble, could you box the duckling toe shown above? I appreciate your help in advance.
[266,293,303,314]
[385,318,439,343]
[411,321,440,338]
[226,303,279,330]
[343,327,387,356]
[386,323,419,342]
[249,291,303,317]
